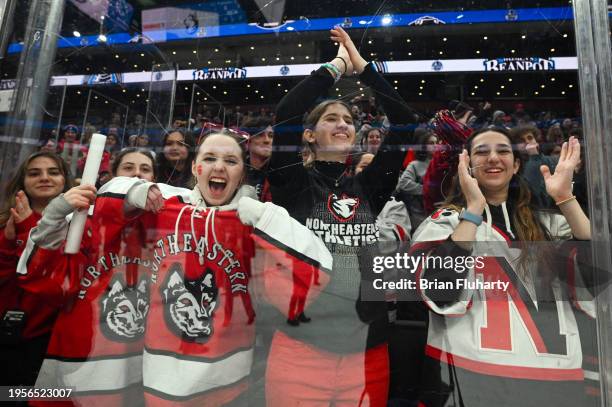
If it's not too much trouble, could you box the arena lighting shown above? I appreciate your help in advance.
[172,51,176,55]
[140,53,145,57]
[368,40,373,44]
[563,34,568,38]
[115,54,119,58]
[305,56,310,59]
[298,43,302,47]
[250,46,255,50]
[192,50,197,54]
[97,34,107,43]
[73,31,81,38]
[381,14,393,25]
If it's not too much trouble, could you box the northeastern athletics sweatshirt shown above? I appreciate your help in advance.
[268,63,419,353]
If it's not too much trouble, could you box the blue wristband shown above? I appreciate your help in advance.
[459,208,483,226]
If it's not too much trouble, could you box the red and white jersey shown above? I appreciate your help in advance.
[411,208,594,383]
[19,177,332,406]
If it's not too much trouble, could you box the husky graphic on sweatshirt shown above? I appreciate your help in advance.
[100,275,150,341]
[161,262,218,342]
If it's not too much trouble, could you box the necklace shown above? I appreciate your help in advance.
[312,166,348,187]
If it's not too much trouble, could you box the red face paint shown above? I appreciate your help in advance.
[196,164,203,176]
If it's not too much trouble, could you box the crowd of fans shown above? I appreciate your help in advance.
[0,25,600,407]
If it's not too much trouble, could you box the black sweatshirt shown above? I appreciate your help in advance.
[268,63,418,353]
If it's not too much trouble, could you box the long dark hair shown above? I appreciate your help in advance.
[0,152,72,227]
[156,128,196,187]
[443,126,551,242]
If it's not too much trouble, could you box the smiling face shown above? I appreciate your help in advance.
[115,152,155,182]
[366,129,382,154]
[164,131,189,162]
[192,134,245,206]
[305,103,356,162]
[469,131,520,199]
[23,156,66,204]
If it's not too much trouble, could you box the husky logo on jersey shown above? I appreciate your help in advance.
[100,275,150,342]
[161,262,218,342]
[327,193,360,222]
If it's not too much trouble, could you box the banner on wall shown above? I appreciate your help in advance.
[483,57,556,71]
[34,57,578,87]
[193,67,247,80]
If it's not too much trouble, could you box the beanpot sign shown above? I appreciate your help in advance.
[483,57,555,71]
[193,67,247,80]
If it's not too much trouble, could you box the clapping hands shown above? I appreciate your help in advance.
[330,26,368,74]
[3,190,33,240]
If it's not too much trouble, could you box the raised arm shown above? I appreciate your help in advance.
[330,26,420,125]
[269,44,353,187]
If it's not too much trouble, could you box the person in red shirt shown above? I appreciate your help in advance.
[0,152,72,386]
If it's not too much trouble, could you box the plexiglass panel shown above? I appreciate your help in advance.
[0,1,610,406]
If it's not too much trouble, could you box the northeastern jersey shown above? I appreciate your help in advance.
[411,208,595,407]
[98,179,331,406]
[17,204,150,407]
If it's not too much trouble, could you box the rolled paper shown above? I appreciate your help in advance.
[64,133,106,254]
